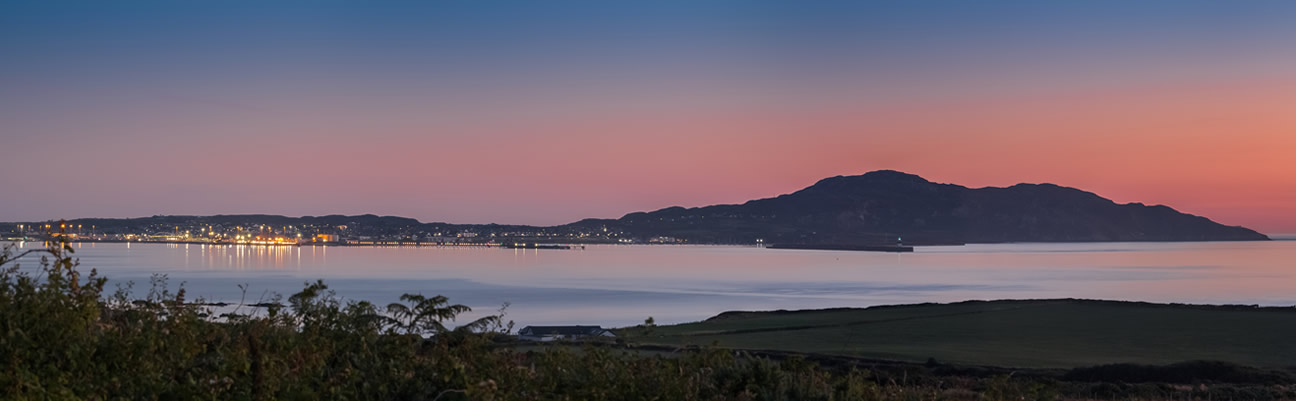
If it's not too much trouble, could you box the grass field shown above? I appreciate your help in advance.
[617,299,1296,368]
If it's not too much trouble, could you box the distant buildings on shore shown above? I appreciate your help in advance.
[3,218,683,246]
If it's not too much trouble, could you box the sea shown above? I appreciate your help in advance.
[6,238,1296,328]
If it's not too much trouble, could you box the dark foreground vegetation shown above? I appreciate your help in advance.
[3,240,1294,400]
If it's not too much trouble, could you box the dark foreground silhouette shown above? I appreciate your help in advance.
[3,241,1291,400]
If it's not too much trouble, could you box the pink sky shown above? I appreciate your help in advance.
[3,2,1294,233]
[6,75,1293,233]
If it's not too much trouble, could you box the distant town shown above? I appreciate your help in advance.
[1,214,688,247]
[1,170,1271,249]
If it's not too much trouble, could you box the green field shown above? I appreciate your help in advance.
[619,299,1296,368]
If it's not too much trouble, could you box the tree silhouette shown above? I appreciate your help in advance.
[384,293,499,335]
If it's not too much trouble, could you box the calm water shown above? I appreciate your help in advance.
[9,239,1296,327]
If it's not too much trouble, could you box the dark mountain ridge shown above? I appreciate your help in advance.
[10,171,1268,244]
[569,170,1268,244]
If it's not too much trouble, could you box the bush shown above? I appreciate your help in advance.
[4,239,1289,400]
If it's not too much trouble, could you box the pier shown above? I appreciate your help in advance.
[767,243,914,253]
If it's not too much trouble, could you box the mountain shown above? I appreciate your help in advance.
[10,171,1269,244]
[564,170,1269,244]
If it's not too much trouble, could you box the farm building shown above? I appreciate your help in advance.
[518,325,616,342]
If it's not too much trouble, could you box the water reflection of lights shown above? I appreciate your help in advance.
[123,243,318,270]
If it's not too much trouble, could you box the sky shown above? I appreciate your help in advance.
[2,1,1294,233]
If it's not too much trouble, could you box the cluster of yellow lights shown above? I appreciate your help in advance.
[232,235,299,245]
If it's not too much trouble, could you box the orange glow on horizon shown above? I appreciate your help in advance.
[6,76,1294,232]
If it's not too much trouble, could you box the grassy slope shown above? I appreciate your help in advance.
[620,300,1296,368]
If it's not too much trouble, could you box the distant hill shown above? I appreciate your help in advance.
[620,299,1296,368]
[65,214,420,229]
[11,171,1269,244]
[563,170,1269,244]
